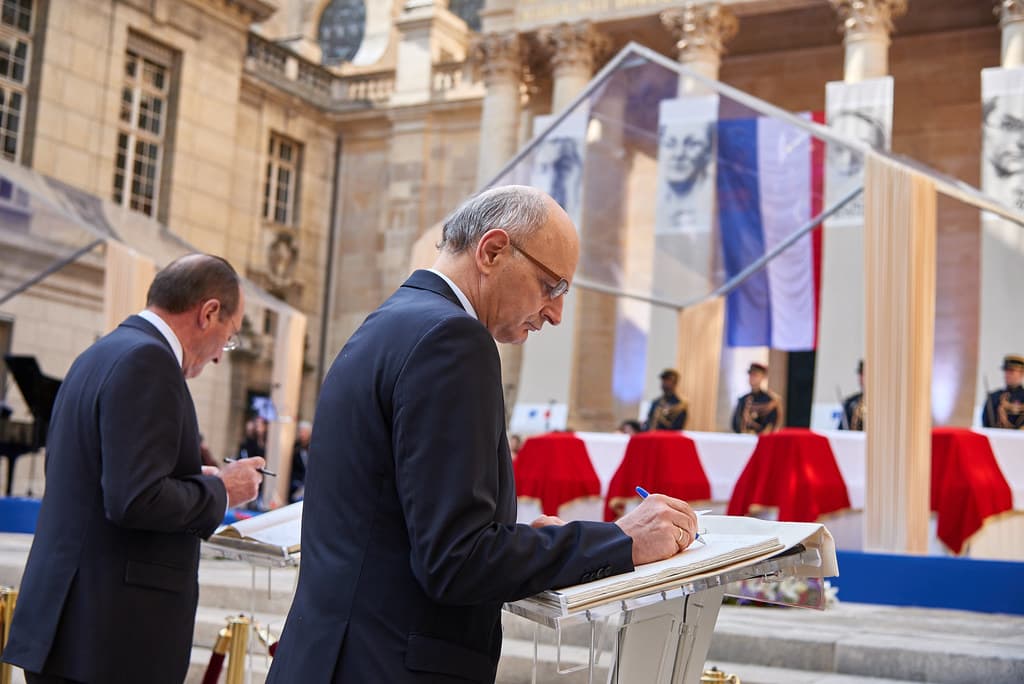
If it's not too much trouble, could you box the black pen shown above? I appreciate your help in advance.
[223,457,277,477]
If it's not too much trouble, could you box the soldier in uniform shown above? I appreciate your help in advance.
[981,354,1024,429]
[731,362,782,434]
[839,360,865,431]
[644,368,688,431]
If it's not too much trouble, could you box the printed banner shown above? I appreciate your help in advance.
[531,106,589,228]
[824,77,893,227]
[654,96,719,235]
[981,66,1024,212]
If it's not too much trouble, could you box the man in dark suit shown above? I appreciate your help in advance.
[838,360,865,431]
[982,354,1024,429]
[288,420,312,502]
[267,186,698,683]
[731,362,782,434]
[1,254,265,684]
[644,368,688,431]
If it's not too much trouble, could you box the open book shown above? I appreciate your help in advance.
[535,531,784,613]
[206,501,303,558]
[527,516,837,615]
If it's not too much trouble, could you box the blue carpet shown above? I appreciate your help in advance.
[832,550,1024,615]
[0,497,40,533]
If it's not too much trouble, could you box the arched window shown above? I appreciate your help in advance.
[448,0,483,32]
[318,0,365,65]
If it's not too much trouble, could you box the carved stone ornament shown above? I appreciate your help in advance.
[997,0,1024,27]
[471,31,524,83]
[660,3,738,58]
[267,231,298,287]
[829,0,908,37]
[537,21,612,75]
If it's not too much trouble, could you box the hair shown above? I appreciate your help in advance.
[146,253,240,317]
[437,185,550,254]
[833,109,887,149]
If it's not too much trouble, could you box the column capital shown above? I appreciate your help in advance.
[471,31,525,84]
[830,0,908,40]
[537,21,612,77]
[659,2,738,62]
[997,1,1024,27]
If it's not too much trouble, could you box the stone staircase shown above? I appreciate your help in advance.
[1,533,1023,683]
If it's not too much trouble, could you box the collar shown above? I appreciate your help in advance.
[427,268,478,320]
[137,309,183,368]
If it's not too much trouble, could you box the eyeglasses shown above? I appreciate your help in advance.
[223,333,240,352]
[510,241,569,299]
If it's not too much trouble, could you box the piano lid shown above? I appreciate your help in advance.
[3,355,61,422]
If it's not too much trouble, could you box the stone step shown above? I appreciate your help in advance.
[190,604,289,653]
[706,661,929,684]
[196,555,298,614]
[710,603,1024,683]
[186,645,271,684]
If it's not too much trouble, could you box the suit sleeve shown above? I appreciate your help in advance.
[731,398,742,433]
[98,343,226,537]
[392,316,633,606]
[981,393,994,428]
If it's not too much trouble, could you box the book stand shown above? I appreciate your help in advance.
[201,541,300,684]
[504,546,824,684]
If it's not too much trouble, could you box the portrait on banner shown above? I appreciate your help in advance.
[531,107,589,228]
[654,96,718,236]
[982,67,1024,212]
[824,77,893,228]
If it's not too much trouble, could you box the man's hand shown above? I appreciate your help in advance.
[530,515,566,528]
[217,457,265,508]
[614,493,697,565]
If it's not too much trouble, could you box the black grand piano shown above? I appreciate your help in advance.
[0,355,62,496]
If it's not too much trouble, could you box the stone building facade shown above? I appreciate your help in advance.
[0,0,1018,487]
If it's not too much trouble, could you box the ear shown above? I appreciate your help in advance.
[198,298,221,330]
[475,228,511,274]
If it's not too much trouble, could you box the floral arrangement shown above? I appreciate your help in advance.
[724,576,838,608]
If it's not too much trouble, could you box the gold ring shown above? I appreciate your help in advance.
[676,527,684,543]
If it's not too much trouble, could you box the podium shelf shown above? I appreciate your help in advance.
[504,547,822,630]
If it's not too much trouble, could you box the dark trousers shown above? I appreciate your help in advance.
[25,673,86,684]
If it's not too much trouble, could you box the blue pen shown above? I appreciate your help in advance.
[635,486,706,545]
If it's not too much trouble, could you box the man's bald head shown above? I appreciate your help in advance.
[146,253,241,317]
[438,185,550,254]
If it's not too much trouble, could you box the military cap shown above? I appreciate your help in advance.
[1003,355,1024,371]
[748,362,768,374]
[659,368,680,381]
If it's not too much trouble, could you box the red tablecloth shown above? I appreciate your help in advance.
[513,432,600,516]
[727,428,851,522]
[603,432,712,521]
[931,427,1013,554]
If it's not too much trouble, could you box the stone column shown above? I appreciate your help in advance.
[473,31,528,407]
[516,22,612,430]
[658,3,736,429]
[540,21,611,112]
[660,2,737,93]
[474,31,525,185]
[815,0,903,420]
[998,0,1024,67]
[830,0,908,81]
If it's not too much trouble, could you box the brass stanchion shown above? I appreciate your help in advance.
[201,625,232,684]
[225,615,250,684]
[1,586,18,684]
[701,666,741,683]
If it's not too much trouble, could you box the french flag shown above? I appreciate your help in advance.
[717,113,824,350]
